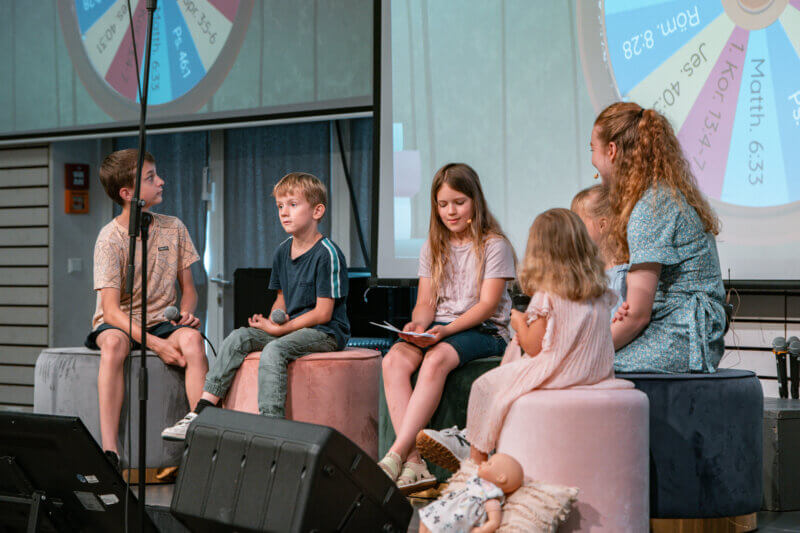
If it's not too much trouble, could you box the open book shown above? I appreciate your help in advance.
[369,321,436,338]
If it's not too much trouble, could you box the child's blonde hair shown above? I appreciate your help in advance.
[427,163,512,305]
[571,184,616,263]
[518,208,607,301]
[594,102,720,262]
[571,184,611,220]
[272,172,327,208]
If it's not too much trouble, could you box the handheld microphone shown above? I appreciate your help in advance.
[772,336,789,399]
[164,305,181,322]
[509,285,531,312]
[164,306,217,359]
[270,309,288,324]
[789,338,800,400]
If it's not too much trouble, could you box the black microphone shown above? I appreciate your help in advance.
[270,309,288,325]
[789,337,800,400]
[772,337,789,399]
[510,285,531,312]
[164,306,217,358]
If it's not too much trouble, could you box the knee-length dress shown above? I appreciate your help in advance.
[614,186,727,373]
[465,290,616,454]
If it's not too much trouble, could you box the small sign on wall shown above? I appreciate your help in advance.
[64,163,89,214]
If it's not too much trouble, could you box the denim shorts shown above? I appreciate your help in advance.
[396,321,507,367]
[84,321,190,351]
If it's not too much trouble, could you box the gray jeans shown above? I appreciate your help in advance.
[204,326,338,417]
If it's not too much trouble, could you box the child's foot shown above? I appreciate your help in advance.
[377,451,403,482]
[396,460,437,495]
[104,450,121,473]
[416,426,470,473]
[161,412,198,441]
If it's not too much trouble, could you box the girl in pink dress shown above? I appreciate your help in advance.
[465,208,616,461]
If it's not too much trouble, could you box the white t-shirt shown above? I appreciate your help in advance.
[419,236,516,339]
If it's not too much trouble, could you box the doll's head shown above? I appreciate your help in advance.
[477,453,524,495]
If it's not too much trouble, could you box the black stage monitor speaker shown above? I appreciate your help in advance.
[170,407,413,532]
[0,412,157,532]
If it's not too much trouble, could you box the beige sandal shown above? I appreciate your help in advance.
[396,460,437,495]
[378,451,403,481]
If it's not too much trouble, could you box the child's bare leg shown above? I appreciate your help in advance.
[382,342,423,459]
[96,329,131,453]
[389,343,459,461]
[470,445,488,464]
[200,391,221,404]
[167,328,208,410]
[418,522,430,533]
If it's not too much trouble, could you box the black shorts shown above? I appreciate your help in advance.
[84,321,190,351]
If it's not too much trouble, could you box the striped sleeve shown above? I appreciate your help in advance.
[317,238,347,299]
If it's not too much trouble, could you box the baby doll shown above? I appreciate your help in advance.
[419,453,524,533]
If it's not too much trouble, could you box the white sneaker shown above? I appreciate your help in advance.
[161,412,197,441]
[416,426,471,473]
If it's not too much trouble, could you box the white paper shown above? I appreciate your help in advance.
[369,321,435,338]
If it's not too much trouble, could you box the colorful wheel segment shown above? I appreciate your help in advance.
[59,0,253,118]
[586,0,800,208]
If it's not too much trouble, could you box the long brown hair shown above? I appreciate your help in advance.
[427,163,511,304]
[594,102,720,262]
[518,208,607,301]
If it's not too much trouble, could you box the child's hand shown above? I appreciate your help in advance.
[416,324,448,348]
[509,309,527,334]
[248,313,270,331]
[152,339,186,368]
[612,301,630,323]
[251,313,288,336]
[174,311,201,329]
[398,322,426,345]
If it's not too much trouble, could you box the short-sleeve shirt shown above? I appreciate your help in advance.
[418,237,516,340]
[606,263,630,318]
[615,186,726,373]
[92,213,200,329]
[268,236,350,349]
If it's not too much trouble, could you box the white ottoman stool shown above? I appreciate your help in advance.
[34,347,189,470]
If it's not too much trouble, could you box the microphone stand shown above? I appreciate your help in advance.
[124,1,157,529]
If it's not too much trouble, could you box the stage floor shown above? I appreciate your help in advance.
[135,484,799,532]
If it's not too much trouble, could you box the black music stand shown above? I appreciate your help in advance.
[0,412,157,532]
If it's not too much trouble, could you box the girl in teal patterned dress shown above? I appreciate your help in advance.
[590,102,727,373]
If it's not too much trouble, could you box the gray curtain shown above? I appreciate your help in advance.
[339,118,373,269]
[223,121,332,272]
[113,132,209,324]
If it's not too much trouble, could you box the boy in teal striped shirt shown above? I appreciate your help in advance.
[162,172,349,440]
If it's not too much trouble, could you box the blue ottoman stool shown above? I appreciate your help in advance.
[622,369,762,525]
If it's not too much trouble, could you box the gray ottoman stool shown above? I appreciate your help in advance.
[34,347,189,470]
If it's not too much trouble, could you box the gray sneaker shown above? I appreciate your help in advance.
[416,426,471,473]
[161,412,197,441]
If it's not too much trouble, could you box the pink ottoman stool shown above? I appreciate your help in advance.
[222,348,381,459]
[496,379,649,532]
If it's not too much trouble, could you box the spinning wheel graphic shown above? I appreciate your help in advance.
[58,0,253,119]
[578,0,800,209]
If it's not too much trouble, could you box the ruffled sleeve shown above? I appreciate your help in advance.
[525,291,556,352]
[627,187,699,266]
[525,291,552,324]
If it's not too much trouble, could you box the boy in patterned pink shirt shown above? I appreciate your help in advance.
[85,149,208,470]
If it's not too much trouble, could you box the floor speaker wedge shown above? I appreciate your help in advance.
[170,407,412,532]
